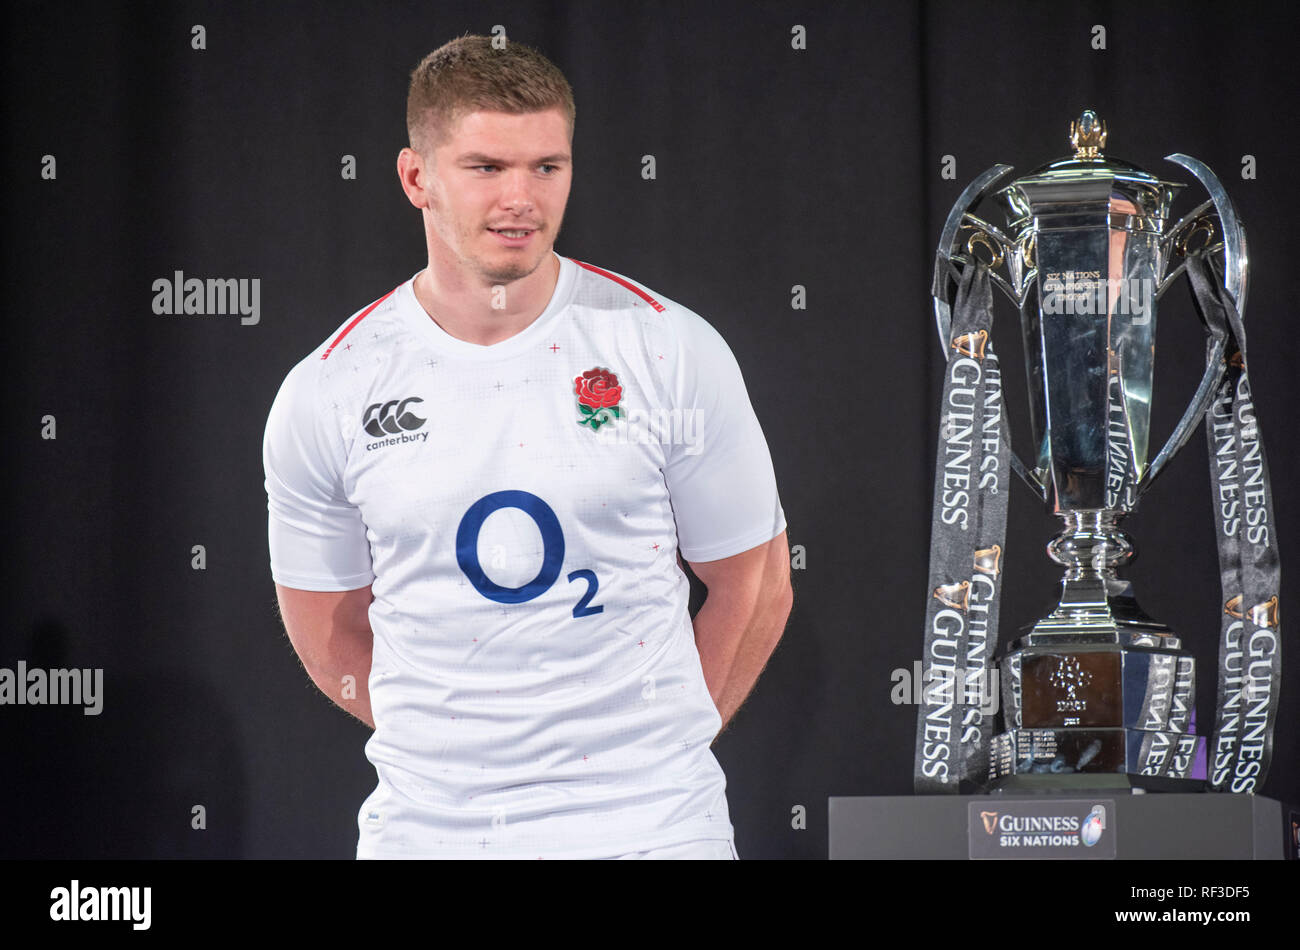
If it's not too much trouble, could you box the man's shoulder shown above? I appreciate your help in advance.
[310,281,410,363]
[568,258,674,313]
[565,257,725,346]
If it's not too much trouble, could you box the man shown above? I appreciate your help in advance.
[263,35,791,859]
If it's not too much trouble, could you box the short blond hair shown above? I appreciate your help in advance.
[406,35,576,153]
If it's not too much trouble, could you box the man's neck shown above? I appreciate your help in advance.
[413,252,561,346]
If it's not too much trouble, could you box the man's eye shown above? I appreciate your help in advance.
[538,164,558,175]
[473,165,498,173]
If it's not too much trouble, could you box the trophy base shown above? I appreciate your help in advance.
[1014,575,1181,648]
[1005,639,1195,730]
[987,727,1206,793]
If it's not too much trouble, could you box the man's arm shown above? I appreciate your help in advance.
[274,583,376,729]
[686,530,793,738]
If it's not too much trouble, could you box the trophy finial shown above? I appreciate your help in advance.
[1070,109,1107,159]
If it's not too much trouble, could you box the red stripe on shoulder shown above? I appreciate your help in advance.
[571,259,666,312]
[320,288,399,360]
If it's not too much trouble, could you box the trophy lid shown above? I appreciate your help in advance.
[999,111,1183,229]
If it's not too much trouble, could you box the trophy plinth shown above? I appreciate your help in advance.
[989,731,1205,792]
[991,638,1206,790]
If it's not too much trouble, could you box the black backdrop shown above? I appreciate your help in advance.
[3,0,1296,860]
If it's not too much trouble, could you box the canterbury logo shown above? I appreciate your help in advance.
[951,329,988,359]
[363,397,427,438]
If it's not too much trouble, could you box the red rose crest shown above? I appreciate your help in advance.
[574,367,623,431]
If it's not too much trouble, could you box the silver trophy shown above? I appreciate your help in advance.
[932,111,1249,790]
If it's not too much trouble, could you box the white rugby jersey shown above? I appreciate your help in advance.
[263,253,785,858]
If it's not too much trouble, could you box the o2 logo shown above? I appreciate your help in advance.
[455,490,603,618]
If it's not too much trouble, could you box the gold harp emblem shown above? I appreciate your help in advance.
[933,580,971,612]
[951,330,988,360]
[1249,596,1280,629]
[974,545,1002,577]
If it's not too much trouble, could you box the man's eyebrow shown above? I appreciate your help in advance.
[457,152,571,165]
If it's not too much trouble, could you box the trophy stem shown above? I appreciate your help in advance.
[1047,509,1135,581]
[1025,510,1179,647]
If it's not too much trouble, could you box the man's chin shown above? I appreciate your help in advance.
[482,266,531,283]
[479,253,550,285]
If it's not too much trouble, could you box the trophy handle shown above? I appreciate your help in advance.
[1139,156,1249,492]
[1139,328,1227,492]
[1156,199,1213,296]
[933,163,1046,499]
[933,163,1014,349]
[1164,154,1249,315]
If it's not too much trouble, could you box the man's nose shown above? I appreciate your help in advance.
[499,170,535,214]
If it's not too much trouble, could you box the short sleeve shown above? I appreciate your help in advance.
[663,308,786,562]
[263,356,375,591]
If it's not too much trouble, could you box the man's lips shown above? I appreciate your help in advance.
[488,226,539,245]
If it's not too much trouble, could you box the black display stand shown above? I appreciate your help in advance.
[828,793,1296,859]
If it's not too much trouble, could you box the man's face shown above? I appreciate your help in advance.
[422,108,572,285]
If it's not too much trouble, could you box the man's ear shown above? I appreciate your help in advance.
[397,147,430,209]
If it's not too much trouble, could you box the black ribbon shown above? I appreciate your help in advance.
[915,260,1009,792]
[1186,252,1283,793]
